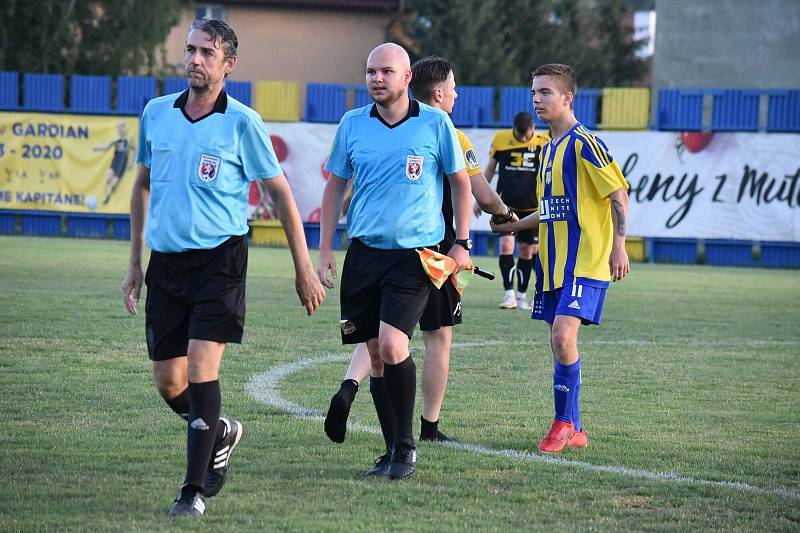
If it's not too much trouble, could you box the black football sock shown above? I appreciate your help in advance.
[324,379,359,443]
[420,416,439,438]
[185,380,221,491]
[383,356,417,448]
[516,257,534,293]
[164,388,190,421]
[165,387,226,443]
[339,379,359,400]
[499,254,515,291]
[369,376,396,452]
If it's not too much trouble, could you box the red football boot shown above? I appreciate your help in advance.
[537,419,576,453]
[566,428,588,448]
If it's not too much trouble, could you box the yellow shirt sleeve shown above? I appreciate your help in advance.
[456,129,482,177]
[577,138,629,198]
[488,131,502,158]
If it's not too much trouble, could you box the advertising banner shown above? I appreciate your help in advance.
[0,112,139,214]
[262,123,800,242]
[3,111,797,242]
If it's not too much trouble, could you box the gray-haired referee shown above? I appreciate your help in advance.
[122,18,324,517]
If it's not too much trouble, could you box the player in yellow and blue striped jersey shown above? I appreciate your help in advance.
[490,63,630,453]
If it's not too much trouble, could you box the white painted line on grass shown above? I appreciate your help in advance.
[245,353,800,500]
[451,339,800,348]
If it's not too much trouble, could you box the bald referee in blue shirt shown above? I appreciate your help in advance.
[317,43,472,480]
[122,18,324,517]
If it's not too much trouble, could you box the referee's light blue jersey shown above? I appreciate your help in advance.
[325,100,465,249]
[137,90,282,253]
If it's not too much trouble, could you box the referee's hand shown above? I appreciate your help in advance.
[297,268,325,315]
[122,266,144,316]
[447,245,470,274]
[317,249,337,289]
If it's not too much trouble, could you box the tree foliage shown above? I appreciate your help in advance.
[0,0,189,75]
[409,0,647,88]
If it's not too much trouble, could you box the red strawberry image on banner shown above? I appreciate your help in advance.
[680,132,714,153]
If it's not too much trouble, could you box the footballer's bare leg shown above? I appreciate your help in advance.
[419,327,457,442]
[153,356,189,413]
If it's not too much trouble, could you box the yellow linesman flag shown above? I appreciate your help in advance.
[451,266,473,295]
[416,247,473,294]
[417,248,455,289]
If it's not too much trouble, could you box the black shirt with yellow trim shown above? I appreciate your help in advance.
[489,129,549,211]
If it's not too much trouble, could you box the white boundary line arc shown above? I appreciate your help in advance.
[245,353,800,501]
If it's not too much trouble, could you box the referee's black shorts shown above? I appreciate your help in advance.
[419,241,462,331]
[419,280,462,331]
[144,236,247,361]
[339,239,432,344]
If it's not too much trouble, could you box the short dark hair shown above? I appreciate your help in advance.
[532,63,577,97]
[190,18,238,60]
[513,112,533,133]
[410,56,453,103]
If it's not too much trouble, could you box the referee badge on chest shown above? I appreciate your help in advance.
[405,155,424,181]
[198,153,221,183]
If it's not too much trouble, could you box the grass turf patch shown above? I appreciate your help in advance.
[1,236,798,531]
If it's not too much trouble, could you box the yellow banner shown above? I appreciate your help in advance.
[0,112,139,214]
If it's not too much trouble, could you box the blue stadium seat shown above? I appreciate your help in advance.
[652,237,697,264]
[656,89,704,131]
[470,230,491,256]
[0,71,19,109]
[760,241,800,268]
[23,73,65,112]
[112,216,131,240]
[303,222,321,248]
[353,85,371,109]
[574,89,601,130]
[302,222,348,249]
[225,80,252,107]
[116,76,156,115]
[305,83,347,123]
[20,210,62,237]
[498,87,546,128]
[705,239,757,267]
[766,89,800,132]
[163,77,187,96]
[449,86,494,128]
[70,74,112,113]
[66,213,109,239]
[711,89,760,132]
[0,210,17,235]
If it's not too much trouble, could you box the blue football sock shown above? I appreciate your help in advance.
[553,359,581,425]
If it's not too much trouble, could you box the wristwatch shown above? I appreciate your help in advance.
[454,238,473,251]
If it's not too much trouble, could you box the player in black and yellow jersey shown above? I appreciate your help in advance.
[481,112,548,310]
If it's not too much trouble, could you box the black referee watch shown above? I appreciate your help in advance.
[454,238,473,251]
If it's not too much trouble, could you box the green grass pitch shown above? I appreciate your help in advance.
[1,236,798,531]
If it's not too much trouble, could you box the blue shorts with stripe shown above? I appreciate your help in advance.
[531,282,607,325]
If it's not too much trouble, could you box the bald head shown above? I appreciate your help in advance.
[367,43,411,70]
[366,42,412,107]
